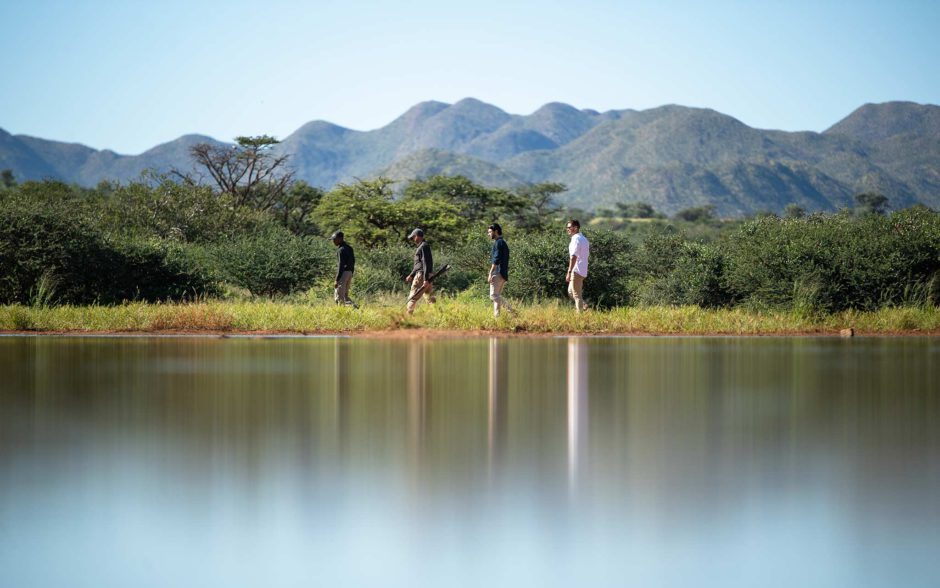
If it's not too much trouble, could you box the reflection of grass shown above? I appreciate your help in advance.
[2,300,939,334]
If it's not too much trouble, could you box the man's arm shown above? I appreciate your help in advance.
[566,255,577,283]
[335,248,344,285]
[423,245,433,280]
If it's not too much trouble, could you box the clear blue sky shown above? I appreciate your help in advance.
[1,0,937,154]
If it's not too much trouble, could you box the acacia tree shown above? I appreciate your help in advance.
[514,182,566,230]
[184,135,293,212]
[314,178,462,247]
[403,175,525,223]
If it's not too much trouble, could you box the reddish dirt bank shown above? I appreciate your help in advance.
[3,328,939,338]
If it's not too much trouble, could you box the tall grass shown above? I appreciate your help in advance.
[1,299,938,335]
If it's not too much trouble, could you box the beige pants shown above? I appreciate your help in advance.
[489,273,513,317]
[334,270,354,305]
[568,273,586,312]
[406,274,436,313]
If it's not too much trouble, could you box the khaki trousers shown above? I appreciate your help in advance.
[334,270,354,305]
[567,273,586,312]
[406,274,436,313]
[489,273,513,317]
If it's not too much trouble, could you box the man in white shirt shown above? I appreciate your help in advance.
[565,219,589,312]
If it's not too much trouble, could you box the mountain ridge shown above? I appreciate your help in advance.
[2,99,938,215]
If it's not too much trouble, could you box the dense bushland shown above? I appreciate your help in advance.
[1,175,938,312]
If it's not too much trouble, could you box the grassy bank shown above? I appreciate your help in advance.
[2,299,939,335]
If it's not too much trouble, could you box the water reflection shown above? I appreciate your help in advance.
[567,337,588,492]
[487,338,508,482]
[1,336,938,587]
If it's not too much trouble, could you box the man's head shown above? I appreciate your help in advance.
[330,231,344,245]
[408,228,425,243]
[487,223,502,240]
[565,219,580,235]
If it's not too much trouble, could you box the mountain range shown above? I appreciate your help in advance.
[2,99,939,216]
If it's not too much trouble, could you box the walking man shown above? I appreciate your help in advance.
[487,223,514,317]
[331,231,356,307]
[565,219,589,312]
[405,228,436,314]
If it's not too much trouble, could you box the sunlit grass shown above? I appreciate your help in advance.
[1,299,938,335]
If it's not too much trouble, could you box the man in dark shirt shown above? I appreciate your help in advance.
[331,231,356,307]
[487,223,514,317]
[405,228,436,314]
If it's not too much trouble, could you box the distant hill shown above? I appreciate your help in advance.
[2,99,938,216]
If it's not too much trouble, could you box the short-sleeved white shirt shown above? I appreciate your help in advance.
[568,232,590,278]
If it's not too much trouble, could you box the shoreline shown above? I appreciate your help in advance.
[3,301,939,338]
[2,327,938,338]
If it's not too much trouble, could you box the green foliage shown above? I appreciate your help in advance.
[346,244,413,297]
[674,205,717,223]
[102,178,268,243]
[784,204,806,219]
[271,180,324,236]
[615,201,663,219]
[1,169,15,189]
[186,134,293,212]
[578,230,635,307]
[315,177,463,246]
[631,238,730,307]
[315,178,400,246]
[0,194,217,304]
[722,208,940,311]
[502,230,570,302]
[4,176,938,313]
[211,226,333,296]
[513,182,567,230]
[403,175,524,223]
[855,192,890,216]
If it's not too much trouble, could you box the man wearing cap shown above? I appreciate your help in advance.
[331,231,356,307]
[565,219,589,312]
[487,223,514,317]
[405,228,435,314]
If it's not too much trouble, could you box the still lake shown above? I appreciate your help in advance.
[1,335,938,587]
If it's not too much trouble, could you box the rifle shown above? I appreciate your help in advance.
[407,264,451,303]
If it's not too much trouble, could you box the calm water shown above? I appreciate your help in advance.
[1,335,938,587]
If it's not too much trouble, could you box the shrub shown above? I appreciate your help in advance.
[212,226,333,296]
[0,197,217,304]
[632,239,730,307]
[722,209,940,311]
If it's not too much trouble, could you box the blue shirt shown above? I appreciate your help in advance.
[491,237,509,280]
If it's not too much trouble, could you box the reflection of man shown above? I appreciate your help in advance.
[405,228,436,314]
[567,338,588,491]
[565,220,590,312]
[331,231,356,307]
[487,223,514,318]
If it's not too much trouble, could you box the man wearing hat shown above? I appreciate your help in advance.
[405,228,435,314]
[331,231,356,307]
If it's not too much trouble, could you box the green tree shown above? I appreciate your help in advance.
[183,135,293,212]
[315,178,401,246]
[1,169,15,189]
[784,204,806,219]
[514,182,566,230]
[855,192,889,216]
[272,180,324,236]
[403,175,523,223]
[675,205,717,223]
[615,201,661,219]
[315,178,462,247]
